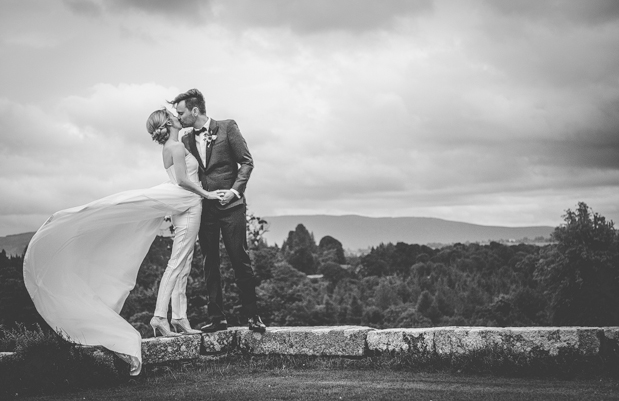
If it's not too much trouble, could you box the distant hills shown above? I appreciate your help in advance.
[262,215,554,251]
[0,232,35,256]
[0,215,555,256]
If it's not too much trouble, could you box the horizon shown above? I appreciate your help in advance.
[1,212,561,238]
[261,213,557,229]
[1,1,618,237]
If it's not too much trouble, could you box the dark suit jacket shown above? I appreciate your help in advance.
[182,118,253,210]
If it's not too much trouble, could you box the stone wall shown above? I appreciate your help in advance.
[142,325,619,365]
[3,326,618,372]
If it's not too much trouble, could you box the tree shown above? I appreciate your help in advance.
[318,236,346,264]
[374,280,400,310]
[281,224,317,254]
[281,224,319,274]
[362,306,384,326]
[0,251,43,329]
[348,295,363,324]
[416,290,434,317]
[536,202,619,326]
[247,212,269,249]
[288,247,318,274]
[319,262,349,291]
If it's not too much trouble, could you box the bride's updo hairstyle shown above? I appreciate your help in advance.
[146,109,171,145]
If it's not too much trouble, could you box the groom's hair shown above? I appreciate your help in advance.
[169,89,206,114]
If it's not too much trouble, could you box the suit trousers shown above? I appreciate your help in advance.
[199,202,257,321]
[154,203,201,319]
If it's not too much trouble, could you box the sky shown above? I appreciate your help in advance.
[1,0,618,237]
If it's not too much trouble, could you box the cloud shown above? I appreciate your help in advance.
[107,0,208,18]
[0,84,182,219]
[59,83,177,147]
[2,0,619,236]
[63,0,211,23]
[68,0,433,32]
[484,0,619,26]
[63,0,103,17]
[215,0,433,34]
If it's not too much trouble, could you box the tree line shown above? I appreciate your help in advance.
[1,202,618,337]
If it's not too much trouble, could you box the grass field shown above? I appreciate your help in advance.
[18,368,619,401]
[10,355,619,401]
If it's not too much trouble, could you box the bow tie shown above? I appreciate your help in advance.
[194,127,208,136]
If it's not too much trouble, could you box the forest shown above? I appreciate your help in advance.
[1,202,618,338]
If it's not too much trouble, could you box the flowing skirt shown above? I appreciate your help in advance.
[23,182,201,373]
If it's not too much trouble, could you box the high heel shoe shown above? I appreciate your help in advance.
[170,318,201,335]
[129,357,142,376]
[114,352,142,376]
[150,316,181,337]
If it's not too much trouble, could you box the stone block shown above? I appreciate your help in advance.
[600,327,619,357]
[237,326,373,356]
[202,330,236,354]
[602,327,619,342]
[506,327,600,356]
[576,328,602,355]
[142,334,201,364]
[79,345,122,375]
[449,327,510,354]
[81,346,115,365]
[368,327,604,358]
[432,327,458,355]
[366,328,433,355]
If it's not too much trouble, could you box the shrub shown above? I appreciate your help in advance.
[0,324,124,398]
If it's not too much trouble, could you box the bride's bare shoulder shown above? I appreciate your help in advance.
[163,141,185,153]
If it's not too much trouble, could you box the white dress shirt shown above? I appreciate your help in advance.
[194,117,211,166]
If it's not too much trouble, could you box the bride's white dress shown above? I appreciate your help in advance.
[23,152,202,374]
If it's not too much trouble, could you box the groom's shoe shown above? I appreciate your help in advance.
[201,320,228,333]
[248,315,266,333]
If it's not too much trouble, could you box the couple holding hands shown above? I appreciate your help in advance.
[24,89,265,375]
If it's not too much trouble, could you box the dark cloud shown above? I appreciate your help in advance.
[467,7,619,89]
[58,0,433,31]
[218,0,433,33]
[64,0,209,21]
[63,0,103,17]
[107,0,206,17]
[537,112,619,171]
[485,0,619,26]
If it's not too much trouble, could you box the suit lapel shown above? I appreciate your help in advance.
[187,130,206,172]
[204,119,219,169]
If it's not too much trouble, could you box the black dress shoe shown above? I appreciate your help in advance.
[248,316,266,333]
[201,320,228,333]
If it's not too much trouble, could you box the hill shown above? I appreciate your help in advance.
[0,215,554,255]
[262,215,554,250]
[0,232,35,256]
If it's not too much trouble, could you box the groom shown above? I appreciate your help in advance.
[170,88,266,333]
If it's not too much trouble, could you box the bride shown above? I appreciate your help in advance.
[23,108,222,376]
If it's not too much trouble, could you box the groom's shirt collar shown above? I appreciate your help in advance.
[194,117,211,132]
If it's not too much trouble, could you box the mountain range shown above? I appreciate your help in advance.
[261,215,554,250]
[0,232,35,256]
[0,215,555,256]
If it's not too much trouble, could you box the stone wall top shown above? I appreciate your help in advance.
[33,326,618,374]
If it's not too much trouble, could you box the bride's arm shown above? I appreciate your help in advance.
[170,144,221,200]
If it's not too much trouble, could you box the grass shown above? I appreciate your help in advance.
[16,359,619,401]
[2,326,619,399]
[0,325,127,399]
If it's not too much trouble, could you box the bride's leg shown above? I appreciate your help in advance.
[154,211,191,318]
[171,251,193,319]
[171,204,201,320]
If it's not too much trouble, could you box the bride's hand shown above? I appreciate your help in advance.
[204,191,224,200]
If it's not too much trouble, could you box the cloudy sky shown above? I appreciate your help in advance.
[1,0,618,237]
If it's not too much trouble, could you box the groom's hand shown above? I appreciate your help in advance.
[217,189,237,206]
